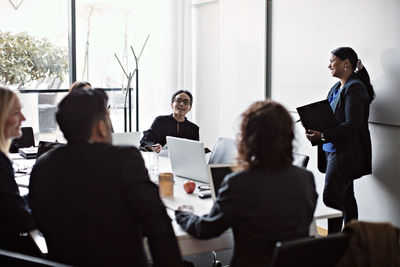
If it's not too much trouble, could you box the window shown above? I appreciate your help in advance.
[0,0,69,138]
[75,0,187,132]
[1,0,188,138]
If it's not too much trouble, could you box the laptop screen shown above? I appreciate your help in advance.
[207,164,233,200]
[167,136,209,183]
[37,141,64,159]
[112,132,141,147]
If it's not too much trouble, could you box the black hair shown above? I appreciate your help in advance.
[171,90,193,105]
[69,81,92,93]
[56,89,108,142]
[332,47,375,102]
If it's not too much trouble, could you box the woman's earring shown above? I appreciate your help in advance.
[344,67,347,71]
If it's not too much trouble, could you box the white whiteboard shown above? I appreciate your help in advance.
[270,0,400,126]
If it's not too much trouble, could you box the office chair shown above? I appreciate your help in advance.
[36,141,65,159]
[337,220,400,266]
[9,127,35,153]
[292,152,310,168]
[268,233,349,267]
[0,248,70,267]
[206,137,238,266]
[208,137,237,164]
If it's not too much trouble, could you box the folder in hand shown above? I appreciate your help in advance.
[296,100,337,146]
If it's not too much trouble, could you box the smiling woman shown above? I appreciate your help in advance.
[0,86,37,254]
[305,47,374,234]
[0,87,25,153]
[139,90,199,153]
[4,94,26,141]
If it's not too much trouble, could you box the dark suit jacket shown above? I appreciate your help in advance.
[140,114,199,148]
[318,73,372,180]
[176,165,318,267]
[0,151,35,250]
[29,142,182,267]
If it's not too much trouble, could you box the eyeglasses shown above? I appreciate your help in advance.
[174,98,191,105]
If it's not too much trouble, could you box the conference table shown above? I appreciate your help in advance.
[11,151,342,257]
[142,152,342,256]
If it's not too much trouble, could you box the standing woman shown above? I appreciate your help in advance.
[306,47,374,233]
[0,87,36,253]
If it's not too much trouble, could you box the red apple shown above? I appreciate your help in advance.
[183,180,196,194]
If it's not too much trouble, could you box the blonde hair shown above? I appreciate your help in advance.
[0,87,17,155]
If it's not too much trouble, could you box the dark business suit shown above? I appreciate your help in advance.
[317,73,372,232]
[176,165,317,267]
[0,151,36,253]
[29,142,182,267]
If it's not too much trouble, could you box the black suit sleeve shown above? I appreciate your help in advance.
[121,149,183,267]
[324,83,369,142]
[140,117,163,147]
[175,176,236,239]
[193,126,199,141]
[0,155,35,234]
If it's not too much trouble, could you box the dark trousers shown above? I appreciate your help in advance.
[323,152,358,233]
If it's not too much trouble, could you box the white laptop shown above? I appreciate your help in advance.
[112,132,141,147]
[167,136,209,183]
[207,164,234,200]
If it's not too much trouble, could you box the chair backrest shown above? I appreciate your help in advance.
[208,137,237,164]
[112,132,141,147]
[0,248,70,267]
[9,127,35,153]
[269,233,349,267]
[37,141,65,159]
[292,152,310,168]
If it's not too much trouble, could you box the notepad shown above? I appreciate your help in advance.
[296,100,338,146]
[18,147,38,159]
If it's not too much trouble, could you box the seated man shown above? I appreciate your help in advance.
[29,89,183,267]
[68,80,91,93]
[140,90,199,153]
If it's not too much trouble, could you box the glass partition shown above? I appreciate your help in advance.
[1,0,183,137]
[0,0,70,90]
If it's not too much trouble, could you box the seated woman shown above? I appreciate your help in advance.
[175,100,318,266]
[140,90,199,153]
[0,87,36,253]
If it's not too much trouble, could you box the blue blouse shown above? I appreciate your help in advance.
[322,85,342,152]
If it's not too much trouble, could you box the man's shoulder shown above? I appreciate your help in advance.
[107,144,142,159]
[35,143,142,168]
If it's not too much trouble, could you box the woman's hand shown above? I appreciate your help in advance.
[151,144,162,153]
[177,204,195,213]
[306,129,322,142]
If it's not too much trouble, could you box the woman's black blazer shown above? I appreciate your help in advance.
[318,73,372,180]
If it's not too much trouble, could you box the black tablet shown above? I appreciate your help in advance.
[297,100,337,145]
